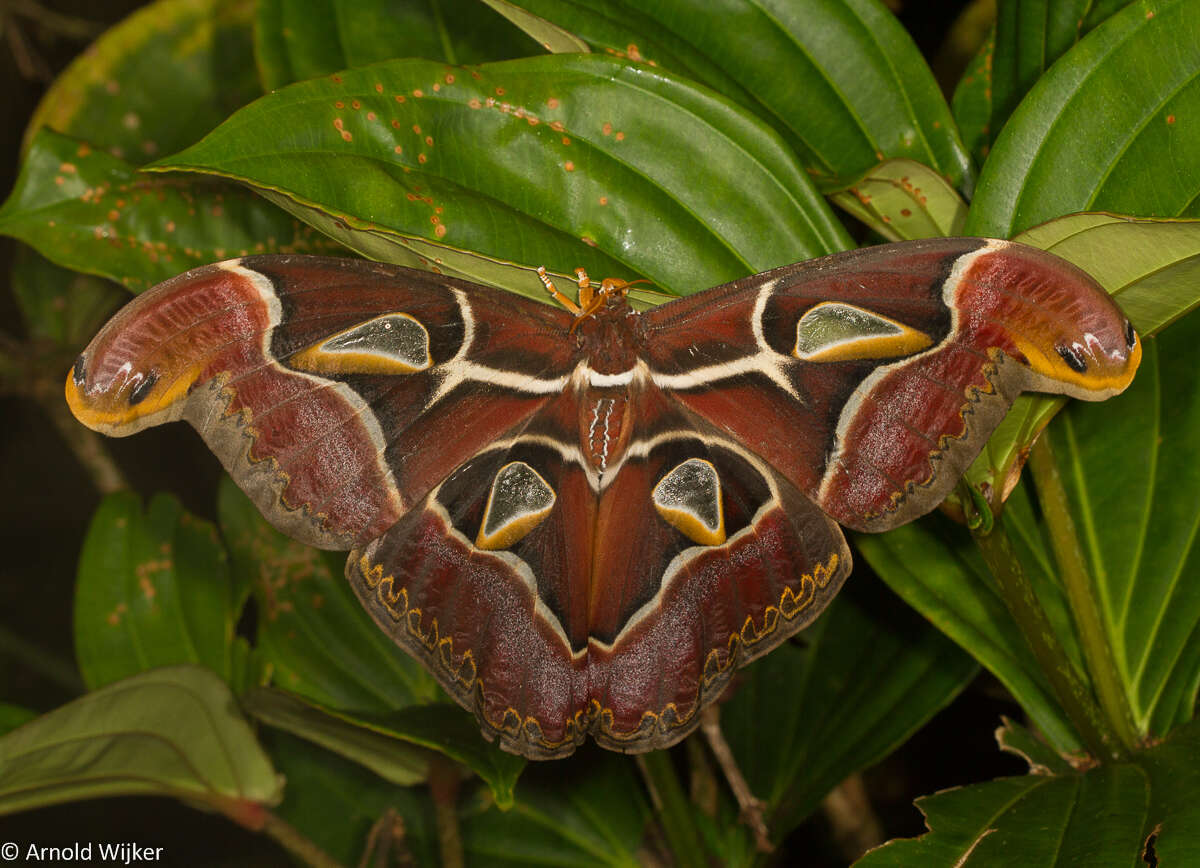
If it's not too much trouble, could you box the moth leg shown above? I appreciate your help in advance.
[537,266,583,315]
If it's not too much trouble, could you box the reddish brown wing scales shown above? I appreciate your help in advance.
[349,382,850,757]
[642,238,1139,533]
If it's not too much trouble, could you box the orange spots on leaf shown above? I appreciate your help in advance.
[335,101,345,108]
[564,161,575,171]
[445,73,455,84]
[333,118,345,130]
[394,145,403,154]
[468,98,482,109]
[375,83,384,93]
[495,87,506,96]
[396,94,407,103]
[418,153,427,163]
[332,74,343,82]
[548,97,560,109]
[599,196,608,205]
[413,89,424,97]
[425,135,434,146]
[54,176,64,186]
[900,208,912,217]
[615,131,625,141]
[391,119,401,128]
[107,209,120,221]
[602,122,613,135]
[367,111,377,121]
[581,236,597,247]
[166,221,176,232]
[351,100,361,110]
[59,162,76,174]
[435,224,447,238]
[433,83,441,92]
[1168,114,1177,125]
[412,124,422,134]
[76,143,91,157]
[562,136,571,145]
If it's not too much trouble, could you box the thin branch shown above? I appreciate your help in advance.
[1028,435,1140,756]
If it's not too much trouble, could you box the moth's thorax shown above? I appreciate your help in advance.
[572,297,643,374]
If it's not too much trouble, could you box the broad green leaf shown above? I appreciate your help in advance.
[0,129,344,292]
[264,728,439,867]
[855,515,1083,755]
[25,0,261,161]
[828,159,968,241]
[503,0,973,193]
[994,716,1075,775]
[990,1,1133,140]
[722,581,979,840]
[968,0,1200,237]
[149,54,850,298]
[9,246,123,347]
[482,0,591,54]
[951,26,995,166]
[242,687,430,786]
[0,666,281,819]
[74,492,239,690]
[1030,311,1200,735]
[255,0,538,92]
[854,716,1200,866]
[217,476,440,712]
[461,751,650,866]
[244,687,525,808]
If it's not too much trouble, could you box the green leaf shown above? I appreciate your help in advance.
[74,492,240,690]
[242,687,430,786]
[951,27,995,167]
[481,0,590,54]
[244,688,525,808]
[25,0,262,162]
[828,158,968,241]
[968,0,1200,237]
[503,0,973,193]
[1032,310,1200,735]
[855,516,1083,755]
[461,751,650,866]
[723,580,979,840]
[854,716,1200,866]
[149,54,850,297]
[9,245,123,347]
[217,476,440,712]
[0,666,281,818]
[0,129,344,292]
[254,0,538,91]
[264,728,439,867]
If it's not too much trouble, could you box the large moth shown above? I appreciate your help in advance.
[66,238,1140,758]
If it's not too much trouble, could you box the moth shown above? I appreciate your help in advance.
[66,238,1140,759]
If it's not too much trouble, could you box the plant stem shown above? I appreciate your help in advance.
[1028,435,1140,757]
[971,511,1125,761]
[637,750,709,868]
[428,757,464,868]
